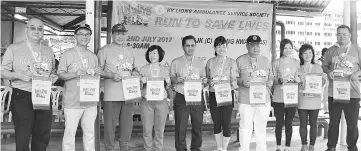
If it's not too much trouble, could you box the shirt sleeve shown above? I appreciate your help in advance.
[322,47,332,71]
[170,59,177,77]
[230,59,238,79]
[200,60,206,78]
[205,59,211,79]
[1,46,14,71]
[57,52,69,74]
[97,48,106,70]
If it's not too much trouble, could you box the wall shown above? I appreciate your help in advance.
[1,21,12,54]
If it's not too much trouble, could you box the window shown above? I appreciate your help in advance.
[315,42,321,46]
[298,22,304,26]
[315,23,321,26]
[286,21,295,25]
[298,41,305,45]
[298,31,304,36]
[324,42,332,46]
[306,32,313,36]
[286,30,295,35]
[276,30,281,35]
[315,32,321,36]
[324,33,332,37]
[306,22,312,26]
[324,23,332,27]
[306,41,313,45]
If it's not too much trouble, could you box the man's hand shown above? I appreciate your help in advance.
[177,77,186,84]
[50,74,58,84]
[141,77,147,83]
[351,71,360,81]
[16,71,32,82]
[76,70,87,78]
[165,77,171,84]
[328,71,334,80]
[243,80,250,88]
[112,73,123,82]
[94,67,103,75]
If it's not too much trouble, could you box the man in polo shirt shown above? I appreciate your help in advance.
[236,35,273,151]
[1,18,58,151]
[97,24,138,151]
[322,25,361,151]
[170,35,207,151]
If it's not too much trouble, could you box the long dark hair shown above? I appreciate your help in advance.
[279,39,293,58]
[299,44,316,65]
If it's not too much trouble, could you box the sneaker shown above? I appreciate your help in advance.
[308,145,314,151]
[284,147,291,151]
[300,145,308,151]
[325,147,336,151]
[276,145,282,151]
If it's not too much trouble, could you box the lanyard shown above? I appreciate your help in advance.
[248,54,258,71]
[150,63,160,77]
[216,56,227,76]
[183,55,194,75]
[26,40,42,63]
[75,46,88,69]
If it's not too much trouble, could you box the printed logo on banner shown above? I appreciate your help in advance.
[119,2,151,26]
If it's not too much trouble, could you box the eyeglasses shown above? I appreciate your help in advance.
[76,33,92,37]
[113,32,127,36]
[185,44,195,48]
[27,26,44,32]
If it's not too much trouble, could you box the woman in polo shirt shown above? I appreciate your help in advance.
[272,39,300,151]
[206,36,238,151]
[139,45,171,151]
[297,44,327,151]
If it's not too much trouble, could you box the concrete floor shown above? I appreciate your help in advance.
[2,125,360,151]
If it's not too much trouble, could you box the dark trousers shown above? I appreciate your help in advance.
[174,92,203,151]
[327,97,359,151]
[273,102,296,146]
[209,92,233,137]
[298,109,319,146]
[11,88,53,151]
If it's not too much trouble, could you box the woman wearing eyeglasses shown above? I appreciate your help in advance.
[297,44,327,151]
[139,45,171,151]
[272,39,300,151]
[206,36,238,151]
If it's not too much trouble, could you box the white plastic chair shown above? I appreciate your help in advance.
[1,86,13,122]
[51,86,64,122]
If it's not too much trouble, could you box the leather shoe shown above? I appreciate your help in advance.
[325,148,336,151]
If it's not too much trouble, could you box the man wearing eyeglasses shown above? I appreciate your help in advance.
[97,24,139,151]
[1,18,58,151]
[170,35,207,151]
[57,24,102,151]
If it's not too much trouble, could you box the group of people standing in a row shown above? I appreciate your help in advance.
[1,17,360,151]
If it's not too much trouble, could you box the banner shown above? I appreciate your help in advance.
[122,77,142,101]
[79,76,100,105]
[146,78,165,101]
[303,74,323,94]
[184,80,202,105]
[333,79,350,103]
[32,76,52,110]
[214,83,232,106]
[113,1,273,68]
[249,82,267,104]
[283,83,298,108]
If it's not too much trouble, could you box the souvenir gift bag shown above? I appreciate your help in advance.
[122,76,142,103]
[32,76,52,110]
[333,78,350,103]
[249,82,267,104]
[303,73,323,94]
[79,75,100,106]
[214,82,232,106]
[146,77,165,101]
[283,83,298,108]
[183,79,202,105]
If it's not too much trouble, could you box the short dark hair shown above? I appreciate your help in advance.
[279,39,293,58]
[299,44,316,65]
[337,25,351,33]
[145,45,165,63]
[321,47,328,56]
[182,35,196,46]
[214,36,227,56]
